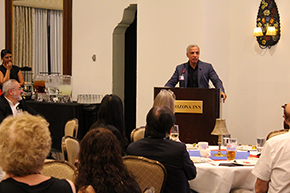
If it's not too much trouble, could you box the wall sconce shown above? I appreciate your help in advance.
[254,0,281,49]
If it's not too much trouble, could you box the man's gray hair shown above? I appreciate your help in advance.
[186,44,199,53]
[2,79,17,96]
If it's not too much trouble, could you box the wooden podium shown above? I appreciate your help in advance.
[154,87,220,145]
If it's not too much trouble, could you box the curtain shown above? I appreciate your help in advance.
[33,8,48,75]
[13,6,63,76]
[13,6,34,68]
[50,10,63,75]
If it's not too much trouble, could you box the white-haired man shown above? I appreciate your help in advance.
[0,79,37,123]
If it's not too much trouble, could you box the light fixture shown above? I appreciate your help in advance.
[265,26,276,36]
[211,118,229,157]
[254,0,281,49]
[253,27,263,37]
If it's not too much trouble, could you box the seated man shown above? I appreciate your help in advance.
[127,106,196,193]
[252,102,290,193]
[0,79,37,123]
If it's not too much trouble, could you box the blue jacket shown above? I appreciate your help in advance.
[165,60,225,93]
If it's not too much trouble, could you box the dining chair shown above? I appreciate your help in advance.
[61,136,80,166]
[130,126,146,142]
[41,160,76,182]
[64,118,79,138]
[266,129,289,140]
[78,185,96,193]
[123,155,167,193]
[143,186,155,193]
[230,188,253,193]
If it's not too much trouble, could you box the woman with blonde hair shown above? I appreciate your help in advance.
[0,113,75,193]
[139,89,176,140]
[153,89,176,113]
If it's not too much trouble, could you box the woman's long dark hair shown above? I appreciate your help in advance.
[75,128,141,193]
[90,94,128,151]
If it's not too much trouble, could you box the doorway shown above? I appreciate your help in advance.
[112,4,137,140]
[124,12,137,140]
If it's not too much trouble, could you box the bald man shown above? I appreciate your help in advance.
[252,103,290,193]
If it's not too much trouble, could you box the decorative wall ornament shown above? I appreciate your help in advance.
[254,0,281,49]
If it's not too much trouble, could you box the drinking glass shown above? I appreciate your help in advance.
[226,138,238,161]
[198,141,210,158]
[256,137,266,152]
[169,125,180,141]
[222,137,230,148]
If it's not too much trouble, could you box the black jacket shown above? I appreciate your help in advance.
[127,138,196,193]
[0,95,37,123]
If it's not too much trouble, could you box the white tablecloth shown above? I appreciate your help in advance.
[189,162,256,193]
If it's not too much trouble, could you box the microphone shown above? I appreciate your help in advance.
[199,68,210,87]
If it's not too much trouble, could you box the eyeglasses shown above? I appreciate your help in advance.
[12,87,23,91]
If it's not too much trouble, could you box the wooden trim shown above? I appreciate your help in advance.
[63,0,72,75]
[5,0,13,52]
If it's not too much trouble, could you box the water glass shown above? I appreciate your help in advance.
[256,137,266,152]
[222,137,230,148]
[77,94,103,104]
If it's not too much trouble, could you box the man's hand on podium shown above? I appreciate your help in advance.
[221,92,227,103]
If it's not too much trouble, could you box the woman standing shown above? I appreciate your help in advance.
[0,49,24,90]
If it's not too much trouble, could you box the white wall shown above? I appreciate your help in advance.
[136,0,206,123]
[1,0,289,145]
[136,0,289,145]
[72,0,135,97]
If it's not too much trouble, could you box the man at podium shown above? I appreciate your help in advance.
[165,44,227,102]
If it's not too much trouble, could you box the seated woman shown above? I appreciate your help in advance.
[141,89,176,139]
[75,128,141,193]
[153,89,176,113]
[0,113,76,193]
[90,94,128,154]
[0,49,24,91]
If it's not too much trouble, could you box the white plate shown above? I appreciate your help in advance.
[234,159,258,166]
[237,145,256,151]
[190,157,208,163]
[186,144,198,150]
